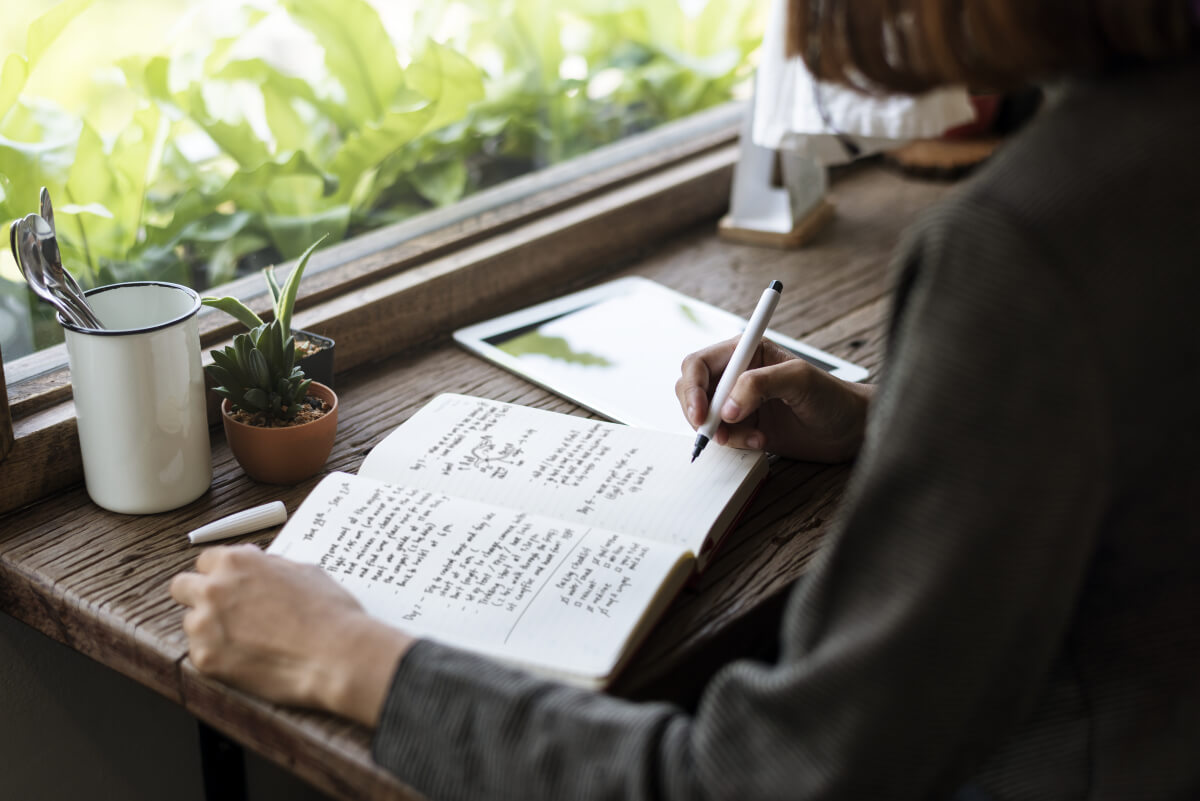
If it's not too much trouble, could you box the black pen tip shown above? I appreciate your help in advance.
[691,434,708,463]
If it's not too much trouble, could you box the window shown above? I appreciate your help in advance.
[1,0,763,366]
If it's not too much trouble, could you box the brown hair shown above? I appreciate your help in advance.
[786,0,1198,93]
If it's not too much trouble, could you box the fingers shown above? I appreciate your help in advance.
[676,335,750,428]
[713,358,822,452]
[676,342,720,428]
[182,608,223,670]
[195,542,261,573]
[173,544,264,608]
[169,571,205,607]
[721,358,816,425]
[677,337,799,429]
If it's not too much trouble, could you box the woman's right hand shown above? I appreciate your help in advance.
[675,337,874,463]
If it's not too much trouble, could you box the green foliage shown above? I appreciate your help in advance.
[1,0,762,361]
[206,319,313,422]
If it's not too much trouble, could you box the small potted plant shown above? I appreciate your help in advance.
[202,235,335,387]
[206,318,338,484]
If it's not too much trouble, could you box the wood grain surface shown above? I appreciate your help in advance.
[0,163,950,801]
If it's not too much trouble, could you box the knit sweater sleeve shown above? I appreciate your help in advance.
[371,196,1111,801]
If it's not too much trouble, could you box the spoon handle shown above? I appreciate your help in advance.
[39,187,55,234]
[55,285,105,329]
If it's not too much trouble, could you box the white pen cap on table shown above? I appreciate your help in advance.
[188,501,288,545]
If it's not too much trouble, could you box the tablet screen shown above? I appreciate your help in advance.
[457,277,866,435]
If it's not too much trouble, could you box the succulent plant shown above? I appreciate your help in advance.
[206,319,313,423]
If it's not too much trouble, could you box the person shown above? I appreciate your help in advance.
[170,1,1200,799]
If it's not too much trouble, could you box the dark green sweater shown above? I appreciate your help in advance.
[373,58,1200,801]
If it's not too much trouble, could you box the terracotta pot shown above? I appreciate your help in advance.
[221,382,338,484]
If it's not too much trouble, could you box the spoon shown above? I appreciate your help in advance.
[9,220,19,271]
[14,217,89,328]
[38,187,91,305]
[38,186,55,233]
[24,213,104,329]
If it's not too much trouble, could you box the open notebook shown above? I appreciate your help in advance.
[268,394,768,688]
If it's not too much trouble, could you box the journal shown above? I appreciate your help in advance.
[267,394,768,688]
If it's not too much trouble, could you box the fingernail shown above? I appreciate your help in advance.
[686,405,696,424]
[722,398,740,419]
[746,433,764,450]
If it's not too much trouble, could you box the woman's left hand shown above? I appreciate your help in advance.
[170,544,413,727]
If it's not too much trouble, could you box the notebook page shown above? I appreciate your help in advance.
[268,472,688,681]
[359,394,763,553]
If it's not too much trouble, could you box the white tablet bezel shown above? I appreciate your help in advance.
[453,276,869,431]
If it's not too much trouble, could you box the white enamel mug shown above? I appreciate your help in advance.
[62,282,212,514]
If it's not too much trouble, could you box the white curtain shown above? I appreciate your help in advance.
[751,0,975,164]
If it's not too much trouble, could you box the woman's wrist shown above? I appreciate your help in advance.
[317,613,417,727]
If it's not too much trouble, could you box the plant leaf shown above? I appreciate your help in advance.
[204,363,235,390]
[215,57,354,130]
[234,331,254,365]
[0,54,29,121]
[282,332,296,371]
[210,347,240,374]
[263,264,282,306]
[404,41,485,137]
[276,233,327,335]
[61,121,111,280]
[243,388,270,411]
[27,0,94,70]
[409,158,467,207]
[218,150,337,216]
[201,296,264,330]
[327,100,436,186]
[248,348,271,388]
[280,0,403,122]
[263,206,349,260]
[106,105,161,246]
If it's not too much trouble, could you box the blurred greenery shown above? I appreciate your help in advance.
[1,0,762,361]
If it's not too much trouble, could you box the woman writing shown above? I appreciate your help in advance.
[171,2,1200,798]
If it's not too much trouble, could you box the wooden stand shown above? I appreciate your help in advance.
[718,94,834,249]
[719,198,834,248]
[884,137,1002,181]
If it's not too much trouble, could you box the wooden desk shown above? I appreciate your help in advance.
[0,165,950,801]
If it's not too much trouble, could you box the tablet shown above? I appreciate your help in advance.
[454,276,869,435]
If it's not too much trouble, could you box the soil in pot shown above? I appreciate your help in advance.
[222,381,338,484]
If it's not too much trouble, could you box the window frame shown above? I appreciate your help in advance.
[0,103,744,514]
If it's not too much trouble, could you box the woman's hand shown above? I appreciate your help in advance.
[676,337,874,463]
[169,544,414,727]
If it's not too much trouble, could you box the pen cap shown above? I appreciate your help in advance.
[188,501,288,544]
